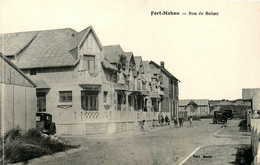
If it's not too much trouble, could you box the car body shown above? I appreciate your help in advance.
[224,110,233,119]
[213,111,228,124]
[36,112,56,135]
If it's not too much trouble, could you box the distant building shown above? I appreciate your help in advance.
[179,99,210,117]
[0,53,36,134]
[242,88,260,111]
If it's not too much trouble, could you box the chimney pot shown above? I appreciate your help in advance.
[160,61,165,68]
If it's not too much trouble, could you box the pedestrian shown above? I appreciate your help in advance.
[173,117,178,127]
[165,115,170,125]
[139,120,145,132]
[179,117,182,127]
[161,114,165,125]
[189,116,193,127]
[152,119,156,129]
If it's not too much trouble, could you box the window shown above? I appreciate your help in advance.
[81,91,99,111]
[112,73,118,83]
[103,91,108,103]
[59,91,72,102]
[30,69,37,75]
[83,55,95,71]
[151,98,158,112]
[36,116,41,122]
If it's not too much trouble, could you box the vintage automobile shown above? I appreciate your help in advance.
[36,112,56,135]
[213,111,228,124]
[224,110,233,119]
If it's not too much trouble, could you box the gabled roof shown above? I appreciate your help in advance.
[103,45,125,63]
[15,28,77,69]
[143,61,150,73]
[30,78,50,89]
[179,99,209,106]
[134,56,142,71]
[149,60,179,82]
[0,31,38,56]
[242,88,260,100]
[0,52,36,87]
[0,26,102,69]
[70,26,103,51]
[101,57,119,72]
[70,27,91,50]
[187,101,198,107]
[125,52,136,66]
[125,52,137,76]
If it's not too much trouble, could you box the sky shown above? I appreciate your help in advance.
[0,0,259,100]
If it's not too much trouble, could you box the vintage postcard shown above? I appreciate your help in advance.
[0,0,260,164]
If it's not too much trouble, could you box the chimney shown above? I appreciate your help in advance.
[160,61,165,68]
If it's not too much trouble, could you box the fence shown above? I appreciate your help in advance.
[251,119,260,164]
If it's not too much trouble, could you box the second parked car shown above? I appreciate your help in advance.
[36,112,56,135]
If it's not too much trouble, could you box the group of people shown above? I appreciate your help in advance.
[140,112,194,132]
[158,112,170,126]
[173,116,193,128]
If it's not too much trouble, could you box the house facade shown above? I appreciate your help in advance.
[0,26,180,135]
[148,61,180,120]
[0,53,36,134]
[179,99,210,117]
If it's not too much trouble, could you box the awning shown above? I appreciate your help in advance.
[140,90,149,96]
[31,78,50,89]
[79,84,101,90]
[149,91,161,98]
[115,83,128,91]
[128,90,141,95]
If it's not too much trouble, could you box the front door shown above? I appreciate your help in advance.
[37,92,46,112]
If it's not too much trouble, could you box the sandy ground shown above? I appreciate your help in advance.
[184,144,251,165]
[29,119,250,165]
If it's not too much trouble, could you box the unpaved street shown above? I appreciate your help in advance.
[33,119,250,165]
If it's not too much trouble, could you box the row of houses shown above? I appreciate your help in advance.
[0,26,180,135]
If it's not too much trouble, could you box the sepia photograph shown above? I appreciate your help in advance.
[0,0,260,164]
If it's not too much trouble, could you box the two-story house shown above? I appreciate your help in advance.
[0,26,115,135]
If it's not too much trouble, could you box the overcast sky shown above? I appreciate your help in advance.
[0,0,259,100]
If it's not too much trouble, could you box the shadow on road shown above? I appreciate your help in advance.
[229,145,253,165]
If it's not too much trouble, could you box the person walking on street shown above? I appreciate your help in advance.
[139,120,145,132]
[152,119,156,129]
[189,116,193,127]
[179,117,182,127]
[165,115,170,125]
[161,115,164,125]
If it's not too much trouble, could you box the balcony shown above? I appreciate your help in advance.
[77,70,102,85]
